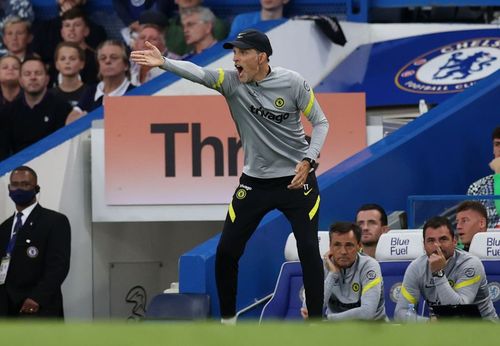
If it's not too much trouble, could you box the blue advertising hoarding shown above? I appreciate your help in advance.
[316,29,500,107]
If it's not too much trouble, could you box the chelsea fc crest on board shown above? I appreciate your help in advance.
[395,37,500,94]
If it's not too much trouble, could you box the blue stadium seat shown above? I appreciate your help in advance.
[469,232,500,315]
[376,230,425,319]
[482,261,500,316]
[145,293,210,321]
[259,261,304,321]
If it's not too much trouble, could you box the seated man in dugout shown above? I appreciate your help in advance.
[455,200,488,251]
[355,203,389,258]
[467,126,500,229]
[301,222,387,321]
[394,216,497,321]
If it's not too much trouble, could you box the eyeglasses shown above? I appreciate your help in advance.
[183,20,206,29]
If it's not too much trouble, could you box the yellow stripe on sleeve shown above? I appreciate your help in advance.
[362,276,382,295]
[454,275,481,290]
[308,196,320,220]
[228,202,236,223]
[212,68,225,90]
[303,88,315,117]
[400,285,417,305]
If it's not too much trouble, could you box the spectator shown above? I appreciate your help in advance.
[0,165,71,318]
[394,216,497,320]
[181,7,217,58]
[2,16,32,61]
[71,40,134,118]
[122,10,168,49]
[228,0,289,38]
[50,42,89,107]
[0,0,34,55]
[31,0,107,77]
[0,55,20,159]
[165,0,228,56]
[130,23,179,86]
[0,54,21,106]
[456,201,488,251]
[113,0,176,43]
[356,203,389,258]
[467,126,500,228]
[59,7,98,84]
[0,113,8,160]
[301,222,386,321]
[2,56,77,154]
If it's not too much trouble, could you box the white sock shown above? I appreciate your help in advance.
[221,316,237,325]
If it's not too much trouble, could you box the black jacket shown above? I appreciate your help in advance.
[0,204,71,317]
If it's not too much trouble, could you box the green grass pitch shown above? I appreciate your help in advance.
[0,321,497,346]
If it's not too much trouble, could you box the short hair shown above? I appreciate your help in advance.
[61,7,89,26]
[329,222,362,243]
[356,203,388,226]
[2,15,31,34]
[10,165,38,182]
[456,200,488,221]
[0,54,21,67]
[182,6,216,27]
[21,54,48,74]
[492,127,500,141]
[423,216,455,239]
[96,39,130,80]
[139,24,166,44]
[54,41,86,62]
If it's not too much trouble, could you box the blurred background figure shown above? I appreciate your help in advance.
[130,22,179,86]
[58,7,98,84]
[455,201,488,251]
[50,41,89,106]
[228,0,289,38]
[0,54,21,108]
[4,56,76,155]
[73,40,134,117]
[355,203,389,258]
[165,0,227,56]
[181,6,217,58]
[32,0,107,79]
[2,16,32,61]
[0,0,34,55]
[467,126,500,228]
[113,0,176,45]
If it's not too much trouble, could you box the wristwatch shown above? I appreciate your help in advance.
[302,157,316,170]
[432,270,445,278]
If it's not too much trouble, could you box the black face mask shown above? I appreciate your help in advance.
[9,188,37,206]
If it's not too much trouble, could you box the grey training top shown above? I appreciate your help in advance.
[160,59,329,179]
[323,253,387,321]
[394,249,498,320]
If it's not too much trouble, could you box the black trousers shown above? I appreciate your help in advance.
[215,172,324,318]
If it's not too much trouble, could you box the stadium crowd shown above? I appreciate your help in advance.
[0,0,292,160]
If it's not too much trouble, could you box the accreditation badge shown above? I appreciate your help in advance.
[0,256,11,285]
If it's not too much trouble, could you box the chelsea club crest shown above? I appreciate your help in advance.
[395,37,500,94]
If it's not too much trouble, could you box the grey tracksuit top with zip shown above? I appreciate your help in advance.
[323,253,387,321]
[394,249,498,320]
[160,58,329,179]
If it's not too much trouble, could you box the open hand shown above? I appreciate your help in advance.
[130,41,165,67]
[323,250,339,273]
